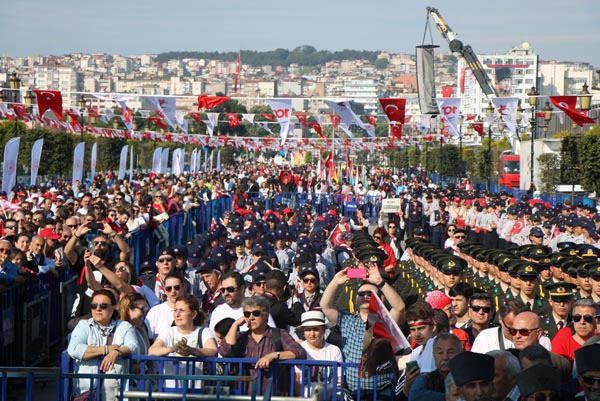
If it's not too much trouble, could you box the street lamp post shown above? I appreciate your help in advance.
[527,86,539,192]
[485,102,495,191]
[77,95,86,141]
[8,72,21,138]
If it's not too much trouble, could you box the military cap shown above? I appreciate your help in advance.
[525,245,551,259]
[438,256,468,274]
[517,364,561,398]
[356,247,386,266]
[516,262,540,278]
[298,266,320,279]
[197,259,219,274]
[342,258,359,269]
[449,352,495,387]
[577,244,600,258]
[545,281,576,298]
[172,245,188,258]
[587,262,600,279]
[560,246,580,257]
[575,343,600,375]
[159,247,176,258]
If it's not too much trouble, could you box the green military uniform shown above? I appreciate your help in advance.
[540,282,576,340]
[515,262,551,316]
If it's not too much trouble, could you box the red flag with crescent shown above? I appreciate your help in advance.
[379,98,406,124]
[549,96,595,126]
[367,115,377,127]
[12,104,27,118]
[34,89,63,120]
[294,112,309,127]
[472,121,485,136]
[227,113,241,128]
[197,95,230,110]
[188,112,202,123]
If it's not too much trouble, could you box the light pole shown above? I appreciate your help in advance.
[458,114,464,178]
[77,94,86,141]
[485,102,495,191]
[580,82,592,112]
[8,72,21,138]
[527,86,539,192]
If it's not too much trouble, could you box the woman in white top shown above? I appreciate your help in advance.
[295,311,343,398]
[149,294,218,389]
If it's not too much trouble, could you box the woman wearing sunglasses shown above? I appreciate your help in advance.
[551,298,597,363]
[67,289,140,401]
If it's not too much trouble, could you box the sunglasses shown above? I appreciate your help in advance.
[581,376,600,386]
[303,278,317,284]
[357,291,381,298]
[388,225,396,229]
[508,327,540,336]
[373,236,382,240]
[94,241,108,246]
[165,285,181,292]
[0,248,10,253]
[573,314,594,324]
[454,235,466,239]
[91,303,111,310]
[254,281,266,287]
[448,229,456,232]
[470,305,492,313]
[4,225,16,229]
[115,265,129,273]
[221,286,238,294]
[66,224,78,228]
[158,257,173,263]
[243,310,263,318]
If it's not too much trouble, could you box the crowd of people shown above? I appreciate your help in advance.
[2,163,600,401]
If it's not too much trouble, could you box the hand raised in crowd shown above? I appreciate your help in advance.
[101,221,115,236]
[365,263,384,286]
[332,267,350,286]
[74,222,91,239]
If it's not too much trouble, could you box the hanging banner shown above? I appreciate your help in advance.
[152,147,163,173]
[117,145,128,180]
[72,142,85,186]
[549,96,595,126]
[204,113,219,136]
[178,148,185,174]
[161,148,170,174]
[492,97,519,137]
[190,148,198,173]
[147,96,177,129]
[325,100,374,137]
[216,149,222,172]
[203,148,208,172]
[2,137,20,194]
[416,45,440,114]
[90,143,98,180]
[265,98,292,144]
[172,148,182,176]
[129,144,134,180]
[30,138,44,187]
[435,98,461,136]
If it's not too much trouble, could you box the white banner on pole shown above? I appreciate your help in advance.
[118,145,128,180]
[90,143,98,179]
[30,138,43,186]
[2,137,20,193]
[72,142,85,186]
[161,148,169,174]
[152,147,162,173]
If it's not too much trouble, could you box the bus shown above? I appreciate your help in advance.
[498,151,520,188]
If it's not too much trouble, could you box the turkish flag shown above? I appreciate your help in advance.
[330,114,341,128]
[67,110,80,128]
[34,90,63,120]
[260,113,274,121]
[379,98,406,125]
[367,115,377,127]
[87,107,99,119]
[472,121,484,136]
[12,104,27,118]
[188,112,202,122]
[227,113,240,127]
[149,115,167,129]
[549,96,595,126]
[441,85,453,98]
[294,112,308,127]
[390,123,403,139]
[197,95,230,110]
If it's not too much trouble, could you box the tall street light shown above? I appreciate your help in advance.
[485,102,495,190]
[579,82,592,112]
[77,94,86,141]
[8,72,22,139]
[527,86,539,191]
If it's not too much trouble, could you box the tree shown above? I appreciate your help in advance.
[577,125,600,195]
[560,133,581,185]
[537,153,561,193]
[373,58,389,70]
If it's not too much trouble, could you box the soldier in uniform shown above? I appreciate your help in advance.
[436,254,467,296]
[540,282,576,340]
[515,262,551,316]
[590,263,600,303]
[574,263,594,301]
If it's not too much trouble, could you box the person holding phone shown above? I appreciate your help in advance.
[320,260,406,400]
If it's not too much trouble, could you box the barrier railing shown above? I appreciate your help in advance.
[58,353,388,401]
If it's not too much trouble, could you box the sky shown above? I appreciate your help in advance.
[1,0,599,66]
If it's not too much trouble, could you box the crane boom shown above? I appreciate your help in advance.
[426,7,497,96]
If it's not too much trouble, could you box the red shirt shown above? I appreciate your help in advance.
[551,326,581,364]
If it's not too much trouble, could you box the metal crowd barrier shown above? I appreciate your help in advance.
[57,353,386,401]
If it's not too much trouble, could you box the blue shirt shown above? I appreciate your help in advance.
[0,261,19,284]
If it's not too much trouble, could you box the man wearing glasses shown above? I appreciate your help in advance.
[209,271,275,332]
[146,273,185,339]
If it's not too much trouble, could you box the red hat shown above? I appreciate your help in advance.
[282,207,293,215]
[425,290,452,310]
[39,227,60,240]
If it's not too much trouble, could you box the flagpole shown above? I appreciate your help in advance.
[330,123,335,186]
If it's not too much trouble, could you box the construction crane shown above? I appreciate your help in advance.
[426,6,497,97]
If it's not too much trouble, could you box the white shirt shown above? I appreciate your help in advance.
[295,341,344,396]
[208,303,275,332]
[146,302,175,340]
[471,326,552,354]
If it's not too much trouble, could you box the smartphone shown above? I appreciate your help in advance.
[405,361,419,372]
[347,267,368,280]
[90,222,103,231]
